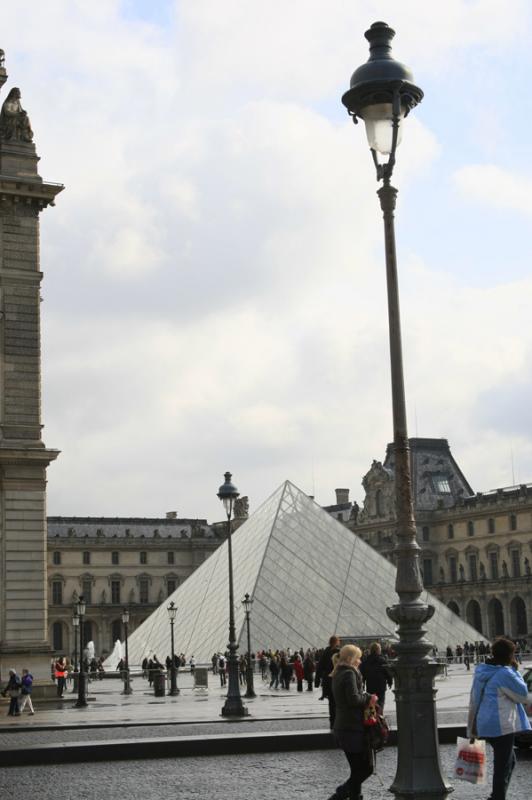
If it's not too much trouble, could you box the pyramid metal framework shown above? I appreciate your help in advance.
[121,481,483,665]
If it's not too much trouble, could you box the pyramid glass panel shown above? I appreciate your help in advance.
[116,481,485,666]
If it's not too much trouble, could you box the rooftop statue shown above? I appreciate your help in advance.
[0,87,33,142]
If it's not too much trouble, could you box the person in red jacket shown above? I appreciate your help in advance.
[54,657,67,697]
[293,654,304,692]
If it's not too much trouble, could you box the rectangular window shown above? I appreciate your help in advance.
[422,526,430,542]
[511,550,521,578]
[447,524,454,540]
[435,477,451,494]
[510,514,517,532]
[422,559,433,586]
[52,581,63,605]
[52,551,61,565]
[111,580,121,604]
[489,552,498,580]
[167,579,177,596]
[139,578,149,604]
[469,554,478,582]
[488,518,495,534]
[449,557,457,583]
[167,552,175,565]
[82,579,92,605]
[111,551,119,566]
[82,551,90,565]
[467,521,475,537]
[140,551,147,565]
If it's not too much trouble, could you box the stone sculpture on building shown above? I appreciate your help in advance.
[234,496,249,519]
[0,87,33,142]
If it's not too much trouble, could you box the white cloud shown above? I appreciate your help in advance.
[453,164,532,215]
[0,0,529,521]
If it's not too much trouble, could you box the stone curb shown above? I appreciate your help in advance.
[0,724,467,767]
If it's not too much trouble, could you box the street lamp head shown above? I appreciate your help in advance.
[241,592,253,613]
[167,600,177,621]
[342,21,422,161]
[121,607,129,625]
[77,595,86,616]
[217,471,240,518]
[72,611,79,627]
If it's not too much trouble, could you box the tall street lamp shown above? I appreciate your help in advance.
[71,609,79,693]
[121,607,132,695]
[241,593,256,699]
[75,595,88,708]
[217,471,248,717]
[167,600,179,696]
[342,21,451,800]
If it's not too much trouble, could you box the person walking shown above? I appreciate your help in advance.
[269,655,279,689]
[293,653,304,692]
[54,657,67,697]
[218,654,227,687]
[316,635,341,727]
[467,636,531,800]
[327,644,377,800]
[303,650,315,691]
[2,669,22,716]
[360,642,393,710]
[19,669,35,715]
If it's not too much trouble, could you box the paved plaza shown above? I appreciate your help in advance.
[0,662,531,798]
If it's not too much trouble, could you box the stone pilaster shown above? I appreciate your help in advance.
[0,70,63,685]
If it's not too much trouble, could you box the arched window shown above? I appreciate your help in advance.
[488,598,505,638]
[447,601,460,616]
[52,621,63,651]
[466,599,483,633]
[111,619,122,648]
[510,597,528,637]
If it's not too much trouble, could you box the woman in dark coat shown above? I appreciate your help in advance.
[327,645,378,800]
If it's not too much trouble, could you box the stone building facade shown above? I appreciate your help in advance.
[0,53,63,681]
[325,438,532,644]
[45,503,249,660]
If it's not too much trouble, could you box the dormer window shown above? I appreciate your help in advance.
[434,476,451,494]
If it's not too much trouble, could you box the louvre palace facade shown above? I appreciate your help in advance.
[324,438,531,644]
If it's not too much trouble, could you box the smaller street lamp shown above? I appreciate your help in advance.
[218,471,248,717]
[121,607,132,695]
[71,610,79,693]
[75,595,88,708]
[167,600,179,696]
[241,593,256,699]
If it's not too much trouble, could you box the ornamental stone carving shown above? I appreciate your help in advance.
[0,87,33,142]
[234,496,249,519]
[358,460,395,523]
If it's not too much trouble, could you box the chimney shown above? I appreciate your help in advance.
[166,511,177,519]
[335,488,350,505]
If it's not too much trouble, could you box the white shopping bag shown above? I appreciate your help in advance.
[454,737,487,784]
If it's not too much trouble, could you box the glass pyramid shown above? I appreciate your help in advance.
[120,481,484,665]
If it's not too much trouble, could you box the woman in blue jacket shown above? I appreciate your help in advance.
[467,637,531,800]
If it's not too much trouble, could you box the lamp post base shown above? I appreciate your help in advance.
[245,666,256,698]
[169,668,180,696]
[75,672,88,708]
[387,601,452,800]
[221,697,249,717]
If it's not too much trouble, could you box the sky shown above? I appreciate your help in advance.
[2,0,531,522]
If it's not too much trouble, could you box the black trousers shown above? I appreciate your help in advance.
[486,734,516,800]
[341,749,373,799]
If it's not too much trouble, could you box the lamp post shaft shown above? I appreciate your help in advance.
[169,620,179,695]
[222,511,248,716]
[122,619,132,695]
[75,612,88,708]
[379,182,451,800]
[71,622,79,693]
[244,609,256,699]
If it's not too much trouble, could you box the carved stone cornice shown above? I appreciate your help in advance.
[0,175,63,208]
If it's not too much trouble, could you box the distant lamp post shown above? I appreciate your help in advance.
[121,607,132,695]
[75,595,88,708]
[167,600,179,696]
[71,610,79,693]
[217,471,248,717]
[342,21,450,800]
[241,593,256,699]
